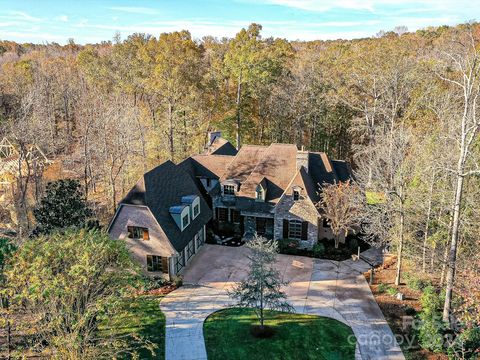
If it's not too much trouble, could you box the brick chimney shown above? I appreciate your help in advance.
[296,146,309,173]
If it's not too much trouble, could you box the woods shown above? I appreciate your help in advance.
[0,20,479,358]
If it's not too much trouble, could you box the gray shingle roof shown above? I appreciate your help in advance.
[205,137,238,156]
[121,161,212,252]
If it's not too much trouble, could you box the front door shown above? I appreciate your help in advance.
[256,217,266,235]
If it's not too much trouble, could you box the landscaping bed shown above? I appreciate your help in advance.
[279,236,370,261]
[203,307,356,360]
[367,258,448,360]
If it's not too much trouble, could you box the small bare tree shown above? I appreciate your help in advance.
[318,180,363,249]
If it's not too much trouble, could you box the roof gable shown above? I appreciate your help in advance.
[121,161,212,252]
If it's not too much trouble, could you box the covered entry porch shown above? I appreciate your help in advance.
[243,214,274,239]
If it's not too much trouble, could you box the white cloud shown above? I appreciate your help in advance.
[109,6,160,15]
[6,11,42,22]
[58,15,69,22]
[250,0,477,14]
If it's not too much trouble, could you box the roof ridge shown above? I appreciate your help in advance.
[240,143,277,185]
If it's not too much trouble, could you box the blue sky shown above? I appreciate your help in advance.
[0,0,478,44]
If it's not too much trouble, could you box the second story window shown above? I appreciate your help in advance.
[182,213,190,228]
[193,203,200,217]
[127,226,149,240]
[293,190,300,201]
[224,184,235,195]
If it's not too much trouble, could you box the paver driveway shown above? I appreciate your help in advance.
[160,244,405,360]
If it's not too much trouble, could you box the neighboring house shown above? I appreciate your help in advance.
[108,132,353,278]
[108,161,212,279]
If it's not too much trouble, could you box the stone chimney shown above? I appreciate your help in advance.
[208,131,222,145]
[296,146,309,173]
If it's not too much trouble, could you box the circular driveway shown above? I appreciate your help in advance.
[160,244,405,360]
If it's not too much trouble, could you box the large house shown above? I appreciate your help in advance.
[108,132,352,279]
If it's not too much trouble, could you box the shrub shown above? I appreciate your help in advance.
[420,286,442,317]
[278,239,299,255]
[386,287,397,296]
[405,307,417,316]
[141,275,167,291]
[448,326,480,359]
[173,276,183,288]
[416,286,446,353]
[312,243,325,258]
[377,283,388,293]
[418,319,445,353]
[405,273,432,292]
[348,237,359,252]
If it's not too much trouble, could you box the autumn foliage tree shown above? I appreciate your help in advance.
[318,180,363,249]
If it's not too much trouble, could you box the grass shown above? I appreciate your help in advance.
[204,308,356,360]
[98,295,165,359]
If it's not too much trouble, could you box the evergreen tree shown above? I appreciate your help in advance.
[229,235,293,332]
[33,179,95,234]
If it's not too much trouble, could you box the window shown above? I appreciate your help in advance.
[224,184,235,195]
[146,255,166,272]
[193,204,200,218]
[288,220,302,239]
[256,217,267,235]
[127,226,149,240]
[256,189,263,200]
[206,178,211,187]
[217,207,228,222]
[231,209,241,224]
[182,213,190,228]
[293,190,300,201]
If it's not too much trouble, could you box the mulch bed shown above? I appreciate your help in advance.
[138,283,178,296]
[366,256,448,360]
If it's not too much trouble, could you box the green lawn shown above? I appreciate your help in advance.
[98,295,165,359]
[204,308,356,360]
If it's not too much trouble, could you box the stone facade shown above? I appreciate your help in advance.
[274,190,320,249]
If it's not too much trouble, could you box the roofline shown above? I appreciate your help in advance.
[107,203,178,255]
[107,203,151,233]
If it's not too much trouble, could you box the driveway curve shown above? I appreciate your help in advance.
[160,244,404,360]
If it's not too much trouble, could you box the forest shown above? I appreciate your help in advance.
[0,21,479,358]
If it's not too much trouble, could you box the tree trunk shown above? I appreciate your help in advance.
[422,173,435,273]
[442,172,464,324]
[395,206,405,286]
[236,72,242,150]
[259,280,264,327]
[168,101,174,161]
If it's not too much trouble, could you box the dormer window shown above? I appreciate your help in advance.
[182,213,190,228]
[293,190,300,201]
[181,195,200,220]
[256,188,263,200]
[224,184,235,195]
[169,205,191,231]
[193,203,200,217]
